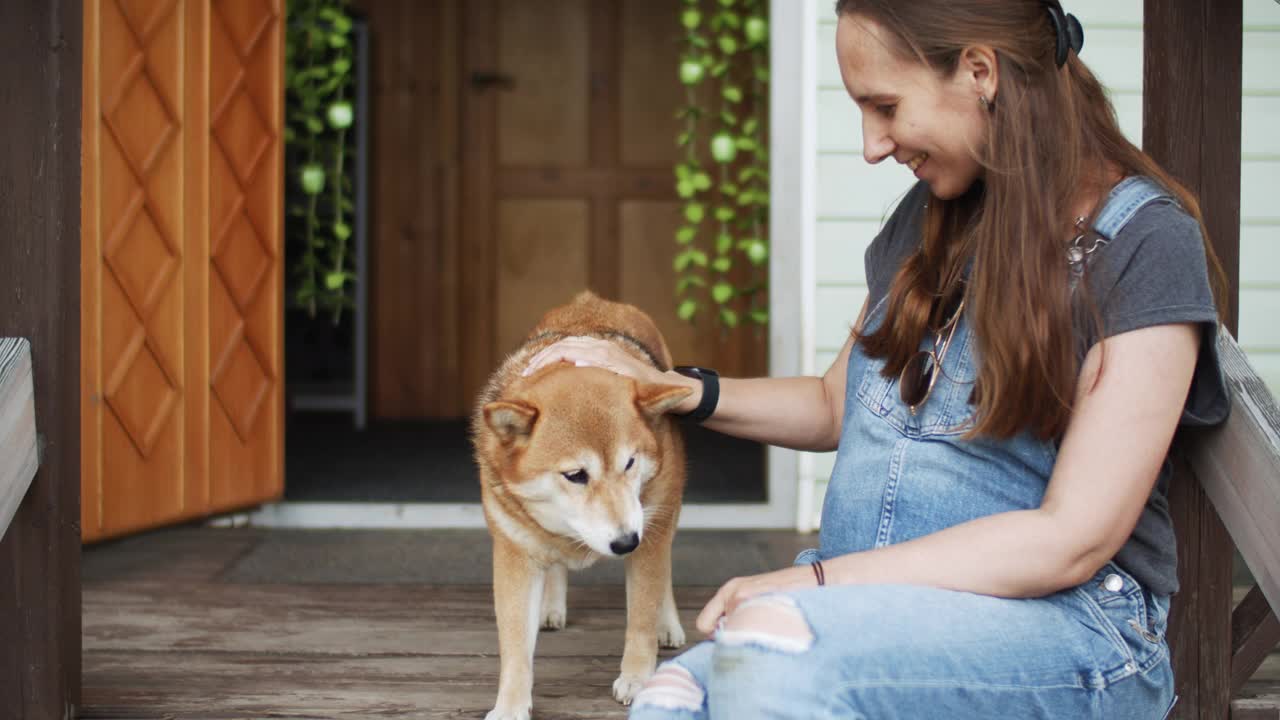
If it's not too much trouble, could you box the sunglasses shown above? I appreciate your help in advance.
[899,296,966,415]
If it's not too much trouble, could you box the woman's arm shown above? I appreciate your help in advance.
[695,322,1200,632]
[522,298,870,452]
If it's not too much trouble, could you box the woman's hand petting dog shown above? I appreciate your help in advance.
[523,336,668,385]
[696,564,823,637]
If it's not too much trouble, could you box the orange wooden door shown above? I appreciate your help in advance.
[81,0,284,542]
[459,0,767,406]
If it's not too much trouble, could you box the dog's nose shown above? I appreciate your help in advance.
[609,532,640,555]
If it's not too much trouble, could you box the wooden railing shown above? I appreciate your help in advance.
[1182,331,1280,717]
[0,338,38,542]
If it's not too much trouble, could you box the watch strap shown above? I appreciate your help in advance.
[673,366,719,423]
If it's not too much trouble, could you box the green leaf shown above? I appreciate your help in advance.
[328,33,348,48]
[720,110,738,126]
[719,307,740,328]
[684,202,705,223]
[721,11,742,29]
[690,35,710,49]
[676,179,696,198]
[305,116,325,134]
[676,226,697,244]
[333,222,352,240]
[690,249,709,267]
[716,232,734,254]
[720,182,739,197]
[746,239,769,265]
[722,86,743,103]
[711,61,730,78]
[327,101,354,129]
[677,299,699,321]
[300,164,326,194]
[710,133,737,163]
[742,118,759,135]
[712,256,732,273]
[677,131,691,147]
[754,66,770,83]
[692,172,713,191]
[677,274,707,293]
[750,309,769,325]
[736,136,757,151]
[675,163,692,180]
[717,35,738,55]
[332,57,352,74]
[744,16,768,45]
[714,206,736,222]
[712,282,734,304]
[679,60,705,85]
[674,251,692,272]
[718,0,736,7]
[324,271,346,290]
[681,8,701,29]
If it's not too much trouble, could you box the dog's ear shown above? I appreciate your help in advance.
[483,400,539,443]
[634,383,694,419]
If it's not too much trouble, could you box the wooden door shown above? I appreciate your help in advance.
[459,0,767,406]
[81,0,284,542]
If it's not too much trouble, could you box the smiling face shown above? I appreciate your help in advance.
[835,13,993,200]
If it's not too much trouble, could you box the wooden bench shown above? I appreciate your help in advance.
[1184,332,1280,717]
[0,338,39,542]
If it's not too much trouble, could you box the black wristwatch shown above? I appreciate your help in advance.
[672,366,719,423]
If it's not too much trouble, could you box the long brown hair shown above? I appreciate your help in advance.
[836,0,1228,440]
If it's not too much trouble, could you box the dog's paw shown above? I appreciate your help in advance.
[540,609,566,630]
[485,704,531,720]
[658,622,685,649]
[613,673,648,705]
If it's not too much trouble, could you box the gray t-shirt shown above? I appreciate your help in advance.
[863,180,1229,596]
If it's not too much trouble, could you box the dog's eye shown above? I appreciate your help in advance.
[625,457,635,471]
[562,470,589,485]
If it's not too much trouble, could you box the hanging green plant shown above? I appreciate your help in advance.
[674,0,769,331]
[284,0,356,323]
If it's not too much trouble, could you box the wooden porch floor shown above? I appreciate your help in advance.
[80,526,808,719]
[81,526,1278,719]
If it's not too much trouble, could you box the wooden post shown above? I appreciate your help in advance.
[0,1,82,718]
[1144,0,1243,717]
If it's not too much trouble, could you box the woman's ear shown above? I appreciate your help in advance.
[958,44,1000,104]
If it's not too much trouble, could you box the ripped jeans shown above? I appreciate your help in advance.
[629,557,1175,720]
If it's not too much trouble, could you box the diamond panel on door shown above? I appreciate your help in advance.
[208,0,282,507]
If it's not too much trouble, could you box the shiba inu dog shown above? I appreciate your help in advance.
[471,291,693,720]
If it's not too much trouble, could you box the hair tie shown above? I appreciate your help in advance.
[1043,1,1085,68]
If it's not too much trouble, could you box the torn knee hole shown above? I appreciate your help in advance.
[717,595,814,653]
[633,665,704,711]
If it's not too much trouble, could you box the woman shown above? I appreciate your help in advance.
[523,1,1229,717]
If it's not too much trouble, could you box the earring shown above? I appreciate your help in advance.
[979,95,992,112]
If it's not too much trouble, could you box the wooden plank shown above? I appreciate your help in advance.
[0,339,38,542]
[82,651,636,719]
[437,0,463,417]
[460,0,499,413]
[499,167,675,200]
[83,582,710,659]
[1234,586,1280,697]
[1187,334,1280,617]
[1144,0,1242,717]
[588,0,621,300]
[0,0,83,714]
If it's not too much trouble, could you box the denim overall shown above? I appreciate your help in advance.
[630,177,1179,720]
